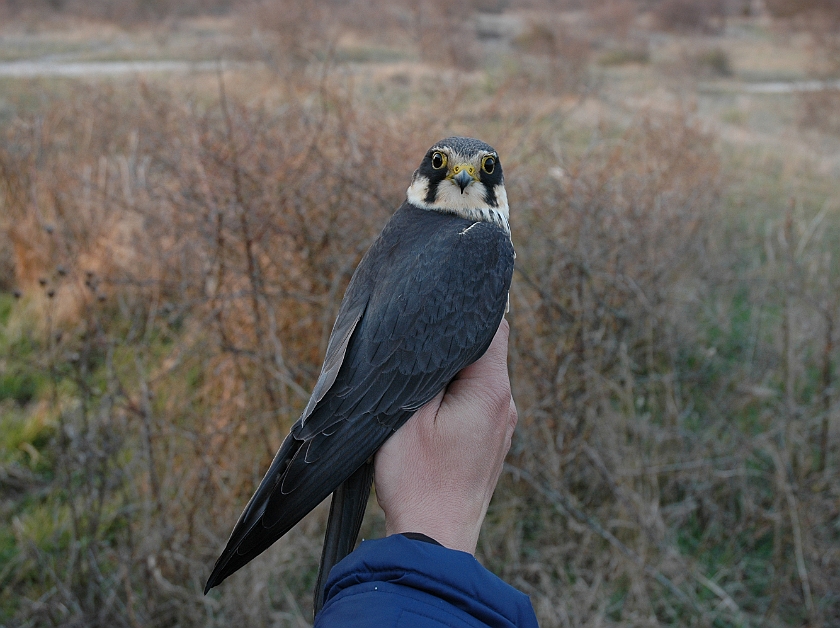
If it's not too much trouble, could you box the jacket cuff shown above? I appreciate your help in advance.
[319,534,538,627]
[398,532,443,546]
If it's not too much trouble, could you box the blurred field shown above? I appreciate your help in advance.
[1,1,839,626]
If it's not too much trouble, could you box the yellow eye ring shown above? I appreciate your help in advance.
[482,155,496,175]
[431,151,447,170]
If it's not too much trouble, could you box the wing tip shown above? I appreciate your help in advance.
[204,554,231,595]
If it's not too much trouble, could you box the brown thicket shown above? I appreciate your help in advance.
[0,5,839,628]
[652,0,728,32]
[792,0,840,135]
[764,0,840,19]
[0,73,425,625]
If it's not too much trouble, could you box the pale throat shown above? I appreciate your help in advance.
[406,175,510,232]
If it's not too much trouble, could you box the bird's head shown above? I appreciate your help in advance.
[406,137,509,230]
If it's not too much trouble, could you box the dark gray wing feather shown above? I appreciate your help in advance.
[313,460,375,615]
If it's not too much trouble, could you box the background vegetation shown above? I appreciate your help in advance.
[0,0,839,626]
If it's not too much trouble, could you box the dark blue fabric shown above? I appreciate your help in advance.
[314,535,539,627]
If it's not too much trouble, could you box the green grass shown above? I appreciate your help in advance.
[0,294,14,325]
[0,295,48,406]
[0,292,137,616]
[695,48,732,77]
[0,370,41,405]
[721,107,748,126]
[335,45,411,64]
[0,408,55,470]
[605,575,629,621]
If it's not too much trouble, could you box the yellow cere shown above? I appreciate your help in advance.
[450,163,479,180]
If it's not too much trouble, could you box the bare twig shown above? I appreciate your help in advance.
[505,463,701,613]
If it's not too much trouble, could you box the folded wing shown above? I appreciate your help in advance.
[204,204,514,592]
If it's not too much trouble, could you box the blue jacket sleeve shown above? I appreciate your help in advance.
[314,534,539,628]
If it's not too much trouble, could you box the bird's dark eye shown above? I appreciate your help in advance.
[482,155,496,174]
[431,151,447,170]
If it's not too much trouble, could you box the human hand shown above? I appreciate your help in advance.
[373,319,517,555]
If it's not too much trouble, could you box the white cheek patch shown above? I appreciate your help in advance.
[493,184,510,222]
[408,174,494,211]
[407,175,510,231]
[407,175,431,206]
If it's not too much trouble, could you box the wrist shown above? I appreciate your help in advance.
[385,505,484,554]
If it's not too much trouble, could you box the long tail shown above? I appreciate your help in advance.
[313,458,375,616]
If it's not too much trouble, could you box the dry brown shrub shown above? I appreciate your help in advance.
[409,0,483,70]
[0,0,234,22]
[487,107,839,624]
[2,36,839,627]
[589,0,639,39]
[806,9,840,78]
[0,96,151,325]
[783,0,840,136]
[492,110,723,624]
[239,0,489,71]
[769,0,840,79]
[0,72,430,624]
[509,18,591,94]
[653,0,727,32]
[799,88,840,135]
[243,0,333,67]
[765,0,840,18]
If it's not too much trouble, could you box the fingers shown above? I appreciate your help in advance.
[442,319,512,436]
[373,318,517,554]
[454,318,510,383]
[506,396,518,450]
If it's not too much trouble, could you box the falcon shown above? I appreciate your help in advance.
[204,136,515,613]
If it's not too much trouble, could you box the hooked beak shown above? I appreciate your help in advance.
[453,169,473,193]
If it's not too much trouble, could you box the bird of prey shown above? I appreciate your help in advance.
[204,136,515,613]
